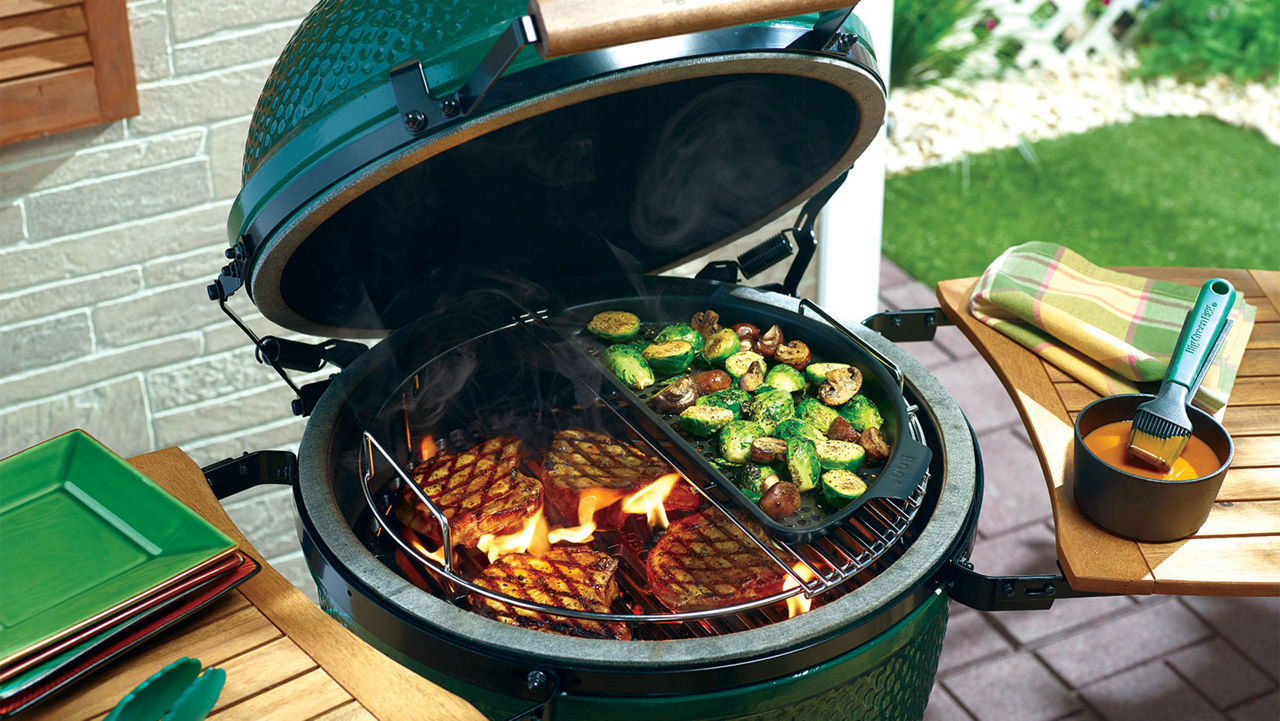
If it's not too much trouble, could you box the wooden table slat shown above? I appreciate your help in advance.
[206,668,352,721]
[938,267,1280,597]
[0,4,85,46]
[207,638,321,714]
[311,702,379,721]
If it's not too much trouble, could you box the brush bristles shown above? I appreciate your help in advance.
[1128,410,1191,470]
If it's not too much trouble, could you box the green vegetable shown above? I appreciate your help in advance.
[839,394,884,431]
[655,323,704,354]
[728,463,778,502]
[747,388,795,435]
[695,388,751,419]
[764,364,806,393]
[701,328,740,366]
[816,439,866,471]
[786,438,820,492]
[587,311,640,342]
[680,405,734,437]
[719,420,766,464]
[821,470,867,508]
[751,385,779,396]
[774,418,826,445]
[724,351,765,379]
[797,398,841,434]
[604,344,654,390]
[805,362,851,385]
[641,340,695,375]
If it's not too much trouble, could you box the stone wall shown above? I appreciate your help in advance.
[1,0,320,592]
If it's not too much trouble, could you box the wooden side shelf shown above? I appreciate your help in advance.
[936,267,1280,596]
[23,448,485,721]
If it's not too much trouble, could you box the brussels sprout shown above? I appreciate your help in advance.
[587,311,640,342]
[747,388,795,435]
[764,364,806,393]
[797,398,841,434]
[805,362,850,385]
[604,344,654,390]
[642,340,695,375]
[839,394,884,431]
[695,388,751,419]
[786,438,820,492]
[655,323,704,354]
[719,420,766,464]
[724,351,765,380]
[821,470,867,508]
[816,439,866,472]
[702,328,740,366]
[774,418,826,445]
[728,463,777,502]
[680,405,734,437]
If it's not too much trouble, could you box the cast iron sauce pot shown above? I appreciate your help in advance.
[202,1,1104,718]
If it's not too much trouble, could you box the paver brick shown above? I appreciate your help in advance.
[153,383,299,448]
[147,349,297,411]
[173,24,301,75]
[974,425,1053,537]
[944,651,1080,721]
[938,607,1014,674]
[0,376,150,458]
[879,257,913,289]
[2,130,202,196]
[127,0,171,82]
[208,118,251,199]
[1182,596,1280,681]
[0,201,23,244]
[94,282,225,347]
[1082,661,1228,721]
[143,245,233,287]
[0,122,125,166]
[1228,691,1279,721]
[924,684,974,721]
[24,160,213,240]
[168,0,313,41]
[0,333,202,407]
[0,313,92,376]
[930,355,1022,433]
[1038,599,1213,687]
[183,418,302,468]
[1168,638,1276,710]
[0,268,142,326]
[131,63,274,135]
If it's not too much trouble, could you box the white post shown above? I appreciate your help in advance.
[817,1,893,321]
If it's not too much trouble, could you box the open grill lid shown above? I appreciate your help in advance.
[217,0,887,338]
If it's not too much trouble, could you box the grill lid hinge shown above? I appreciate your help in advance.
[862,308,954,343]
[945,558,1112,612]
[201,450,298,500]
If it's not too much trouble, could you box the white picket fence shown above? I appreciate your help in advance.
[965,0,1148,71]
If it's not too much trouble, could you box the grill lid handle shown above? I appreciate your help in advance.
[529,0,858,58]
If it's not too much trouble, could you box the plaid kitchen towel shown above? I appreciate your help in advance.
[968,242,1255,415]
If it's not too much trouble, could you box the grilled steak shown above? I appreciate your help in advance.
[540,429,671,525]
[398,436,542,548]
[646,510,787,612]
[468,545,631,640]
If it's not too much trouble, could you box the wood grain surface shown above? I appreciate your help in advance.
[936,267,1280,596]
[24,448,485,721]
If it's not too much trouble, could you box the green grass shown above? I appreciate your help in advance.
[882,116,1280,287]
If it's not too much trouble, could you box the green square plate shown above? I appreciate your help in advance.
[0,431,235,665]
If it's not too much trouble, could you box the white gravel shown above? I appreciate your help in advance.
[885,52,1280,174]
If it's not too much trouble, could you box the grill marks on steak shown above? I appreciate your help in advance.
[468,545,631,640]
[400,436,542,548]
[646,510,787,612]
[541,429,671,524]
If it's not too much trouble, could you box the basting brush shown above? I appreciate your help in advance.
[1128,278,1236,471]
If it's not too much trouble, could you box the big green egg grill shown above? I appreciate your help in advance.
[201,1,1086,719]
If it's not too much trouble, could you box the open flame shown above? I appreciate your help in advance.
[620,473,681,530]
[477,511,550,563]
[547,487,629,545]
[782,562,817,618]
[418,434,439,462]
[409,536,449,567]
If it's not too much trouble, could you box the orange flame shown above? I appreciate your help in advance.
[418,435,439,462]
[547,487,629,545]
[409,536,449,567]
[620,473,681,530]
[477,510,549,563]
[783,562,817,618]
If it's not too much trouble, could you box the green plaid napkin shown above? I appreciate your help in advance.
[968,242,1255,414]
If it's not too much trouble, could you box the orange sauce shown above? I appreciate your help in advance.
[1082,421,1220,481]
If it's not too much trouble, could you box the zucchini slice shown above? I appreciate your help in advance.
[587,311,640,342]
[821,469,867,508]
[816,439,866,471]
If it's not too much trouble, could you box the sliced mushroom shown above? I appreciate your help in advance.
[690,310,721,341]
[749,436,789,465]
[759,480,801,519]
[860,426,890,461]
[652,377,698,414]
[738,360,766,392]
[774,340,811,370]
[690,369,731,395]
[757,325,784,359]
[818,366,862,406]
[827,416,861,444]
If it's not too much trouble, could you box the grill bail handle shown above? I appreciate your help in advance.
[529,0,858,58]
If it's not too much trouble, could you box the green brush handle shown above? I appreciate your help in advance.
[1165,278,1235,391]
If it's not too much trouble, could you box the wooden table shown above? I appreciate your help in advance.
[937,267,1280,596]
[25,448,485,721]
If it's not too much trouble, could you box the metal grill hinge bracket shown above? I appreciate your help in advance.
[945,559,1111,612]
[863,307,953,343]
[202,450,298,500]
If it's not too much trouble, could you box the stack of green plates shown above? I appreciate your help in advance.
[0,431,255,717]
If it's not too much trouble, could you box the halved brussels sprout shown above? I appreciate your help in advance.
[642,340,695,375]
[764,364,806,393]
[695,388,751,419]
[839,394,884,431]
[719,420,766,464]
[774,418,826,445]
[655,323,704,354]
[786,438,820,492]
[816,439,866,471]
[587,311,640,342]
[748,388,795,435]
[680,405,734,437]
[724,351,765,380]
[604,344,654,390]
[797,398,841,434]
[702,328,740,366]
[805,362,850,385]
[821,469,867,508]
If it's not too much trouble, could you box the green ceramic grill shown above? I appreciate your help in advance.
[206,2,995,720]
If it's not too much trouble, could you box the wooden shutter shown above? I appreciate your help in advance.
[0,0,138,146]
